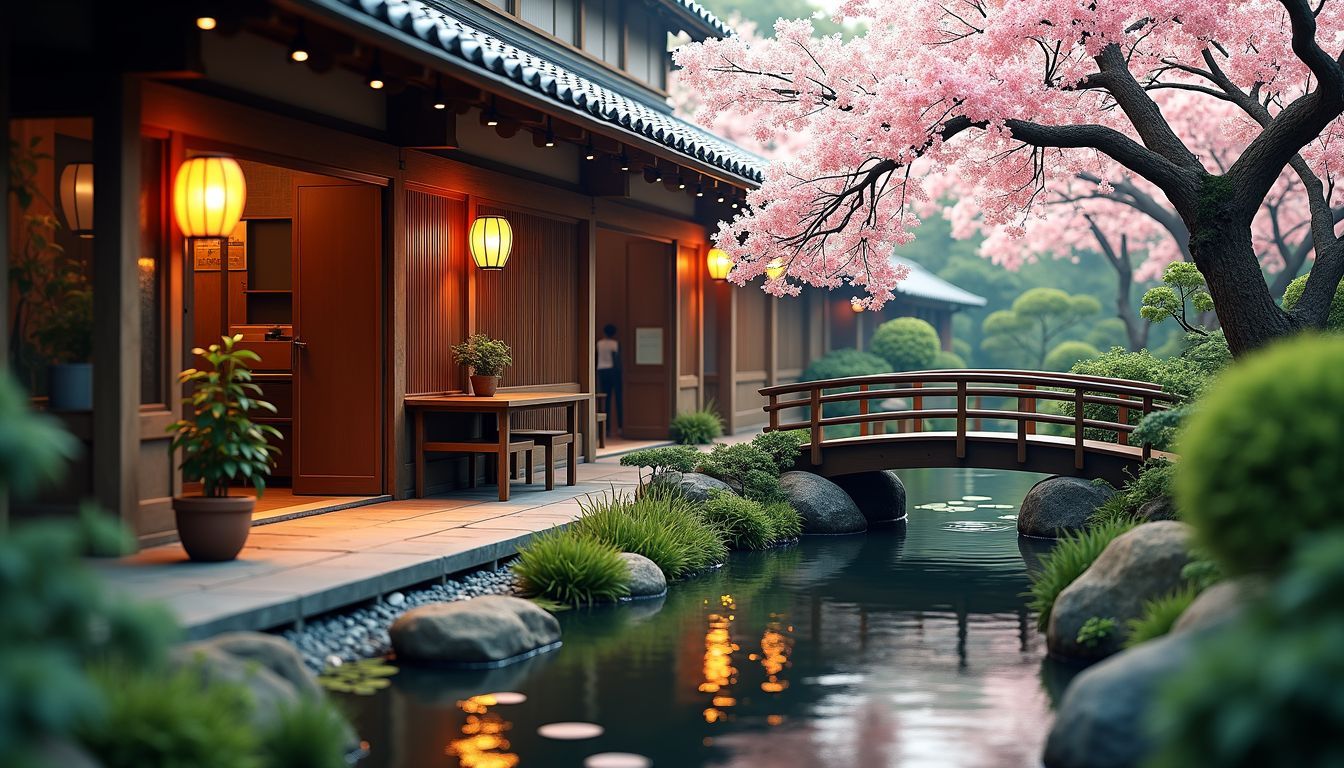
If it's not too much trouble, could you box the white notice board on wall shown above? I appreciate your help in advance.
[635,327,663,366]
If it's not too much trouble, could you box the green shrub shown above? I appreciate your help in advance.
[699,491,776,550]
[749,430,807,472]
[1130,404,1192,452]
[1027,519,1137,631]
[933,350,967,369]
[1125,584,1201,648]
[1087,459,1177,527]
[1147,532,1344,767]
[669,405,723,445]
[573,488,727,579]
[619,445,702,484]
[1179,330,1232,373]
[1066,347,1217,442]
[1044,340,1101,372]
[799,349,894,424]
[513,532,630,605]
[80,664,261,768]
[1177,334,1344,576]
[762,501,803,541]
[1076,616,1118,649]
[952,337,972,363]
[258,697,352,768]
[1281,273,1344,330]
[698,442,786,503]
[870,317,941,371]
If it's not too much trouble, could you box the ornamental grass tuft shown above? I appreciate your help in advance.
[573,487,727,579]
[1124,584,1201,648]
[698,491,776,551]
[669,405,723,445]
[1026,519,1136,631]
[513,532,630,606]
[762,501,803,542]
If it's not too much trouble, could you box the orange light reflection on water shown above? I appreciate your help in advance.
[447,695,519,768]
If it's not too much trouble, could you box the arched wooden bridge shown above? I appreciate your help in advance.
[760,370,1179,486]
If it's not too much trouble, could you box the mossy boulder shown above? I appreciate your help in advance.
[1018,476,1115,538]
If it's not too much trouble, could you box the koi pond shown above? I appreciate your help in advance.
[344,468,1075,768]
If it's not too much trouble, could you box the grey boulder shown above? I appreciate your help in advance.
[1172,578,1258,635]
[208,631,325,699]
[831,470,906,523]
[619,552,668,598]
[390,595,561,665]
[1043,628,1204,768]
[779,471,867,534]
[171,644,309,724]
[1048,521,1193,660]
[1018,476,1115,538]
[649,470,734,502]
[1136,496,1178,522]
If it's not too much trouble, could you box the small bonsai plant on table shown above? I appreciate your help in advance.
[167,334,281,561]
[451,333,513,396]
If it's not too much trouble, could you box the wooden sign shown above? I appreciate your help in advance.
[635,327,663,366]
[192,222,248,271]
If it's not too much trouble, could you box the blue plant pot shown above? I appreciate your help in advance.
[49,363,93,412]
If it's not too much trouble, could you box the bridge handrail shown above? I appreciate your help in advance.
[759,368,1177,470]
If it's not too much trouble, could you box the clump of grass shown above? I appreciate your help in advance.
[573,487,728,579]
[1088,459,1177,527]
[762,501,803,542]
[258,697,352,768]
[670,405,723,445]
[513,532,630,606]
[1125,584,1202,648]
[698,491,776,551]
[1027,519,1136,631]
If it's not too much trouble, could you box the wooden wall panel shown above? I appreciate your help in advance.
[736,287,768,372]
[405,189,466,395]
[678,244,701,378]
[778,292,808,371]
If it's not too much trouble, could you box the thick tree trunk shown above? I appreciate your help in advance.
[1188,224,1293,355]
[1113,268,1149,351]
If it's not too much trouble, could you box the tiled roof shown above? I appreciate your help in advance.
[891,255,987,307]
[657,0,736,39]
[311,0,766,184]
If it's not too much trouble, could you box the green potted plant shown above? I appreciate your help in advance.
[167,334,281,561]
[31,262,94,411]
[451,333,512,397]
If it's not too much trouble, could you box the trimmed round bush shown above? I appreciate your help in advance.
[1044,341,1101,372]
[933,350,966,369]
[952,337,972,363]
[799,348,892,383]
[513,532,631,605]
[698,492,775,550]
[1176,334,1344,575]
[1281,273,1344,330]
[869,317,940,371]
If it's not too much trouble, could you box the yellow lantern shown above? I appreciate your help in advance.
[58,163,95,238]
[469,216,514,270]
[173,156,247,238]
[706,248,733,281]
[764,258,785,281]
[850,296,865,312]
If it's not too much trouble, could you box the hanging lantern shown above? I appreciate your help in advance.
[469,216,514,270]
[707,248,733,281]
[58,163,95,238]
[851,296,865,312]
[764,259,785,281]
[173,156,247,238]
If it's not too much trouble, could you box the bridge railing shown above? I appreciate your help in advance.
[760,370,1181,470]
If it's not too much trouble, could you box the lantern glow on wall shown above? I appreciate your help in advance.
[765,259,785,281]
[173,156,247,238]
[469,216,514,270]
[706,248,733,281]
[58,163,95,238]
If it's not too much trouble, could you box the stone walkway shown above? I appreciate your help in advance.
[95,459,643,639]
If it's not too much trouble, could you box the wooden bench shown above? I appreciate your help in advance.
[422,437,535,493]
[511,429,576,490]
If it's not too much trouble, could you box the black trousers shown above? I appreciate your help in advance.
[597,367,623,433]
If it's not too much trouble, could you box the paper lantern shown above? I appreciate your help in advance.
[765,259,785,281]
[173,156,247,238]
[58,163,95,238]
[707,248,733,281]
[469,216,514,270]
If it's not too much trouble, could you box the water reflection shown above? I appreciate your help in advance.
[346,468,1070,768]
[446,695,519,768]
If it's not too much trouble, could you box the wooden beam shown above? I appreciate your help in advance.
[92,74,142,526]
[387,171,409,497]
[579,219,597,461]
[581,154,629,197]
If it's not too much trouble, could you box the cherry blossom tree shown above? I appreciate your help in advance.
[674,0,1344,356]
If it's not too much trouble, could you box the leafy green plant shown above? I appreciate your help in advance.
[79,664,261,768]
[1066,347,1218,442]
[316,657,398,696]
[1181,552,1224,592]
[513,532,630,605]
[1140,262,1214,335]
[1076,616,1118,649]
[762,500,803,541]
[1124,585,1200,648]
[798,349,893,425]
[1281,272,1344,330]
[698,442,786,503]
[167,334,281,497]
[1177,334,1344,575]
[573,488,728,579]
[1131,405,1192,452]
[618,445,702,484]
[750,429,807,471]
[0,372,80,498]
[1044,340,1101,372]
[981,288,1101,369]
[870,316,941,371]
[670,404,723,445]
[698,491,775,550]
[933,349,967,369]
[1026,519,1137,631]
[450,333,512,377]
[1087,459,1177,527]
[258,697,352,768]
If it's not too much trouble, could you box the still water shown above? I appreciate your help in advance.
[347,468,1070,768]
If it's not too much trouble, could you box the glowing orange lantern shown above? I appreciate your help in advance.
[707,248,733,281]
[469,216,514,270]
[173,156,247,238]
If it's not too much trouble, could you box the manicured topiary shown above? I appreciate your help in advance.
[698,442,787,503]
[799,348,893,384]
[749,430,807,472]
[513,532,630,605]
[870,316,941,371]
[1281,273,1344,330]
[698,491,775,550]
[1176,334,1344,575]
[933,350,967,369]
[669,405,723,445]
[1044,340,1101,372]
[1067,347,1219,441]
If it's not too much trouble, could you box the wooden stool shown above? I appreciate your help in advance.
[424,438,536,491]
[511,429,576,490]
[595,412,608,449]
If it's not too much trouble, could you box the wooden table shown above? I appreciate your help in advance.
[406,392,587,501]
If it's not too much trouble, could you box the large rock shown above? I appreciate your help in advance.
[1043,628,1203,768]
[831,470,906,523]
[1018,476,1115,538]
[171,643,309,723]
[779,472,868,535]
[390,595,561,665]
[649,470,734,502]
[208,631,324,699]
[1171,578,1258,635]
[1136,496,1178,522]
[619,552,667,598]
[1048,521,1193,660]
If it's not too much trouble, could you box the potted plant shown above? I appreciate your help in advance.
[31,263,94,411]
[451,333,512,397]
[167,334,281,561]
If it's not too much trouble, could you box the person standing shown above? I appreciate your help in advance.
[596,324,622,437]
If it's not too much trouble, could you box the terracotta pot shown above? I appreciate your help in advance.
[470,374,501,397]
[172,495,255,562]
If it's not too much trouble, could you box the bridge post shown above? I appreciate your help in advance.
[956,380,967,459]
[912,381,923,434]
[809,387,822,466]
[1141,395,1153,461]
[1073,388,1086,470]
[768,394,779,432]
[859,383,869,437]
[1022,384,1036,435]
[1117,400,1129,445]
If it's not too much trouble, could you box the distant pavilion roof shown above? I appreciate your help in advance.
[305,0,766,185]
[892,255,987,308]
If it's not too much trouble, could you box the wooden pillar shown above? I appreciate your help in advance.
[1,17,10,531]
[766,296,779,386]
[579,218,596,461]
[92,74,142,524]
[712,278,736,433]
[387,171,409,497]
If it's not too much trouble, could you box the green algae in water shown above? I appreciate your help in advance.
[318,658,398,695]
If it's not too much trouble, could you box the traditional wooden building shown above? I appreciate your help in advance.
[4,0,848,543]
[827,255,987,352]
